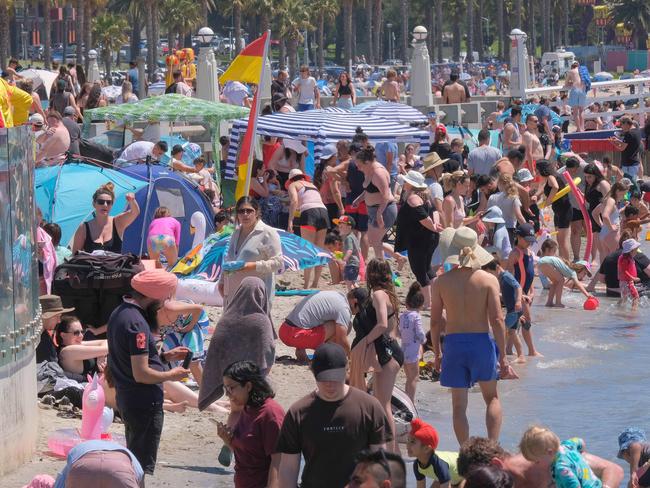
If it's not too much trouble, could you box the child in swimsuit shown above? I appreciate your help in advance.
[520,427,602,488]
[617,427,650,488]
[399,282,427,403]
[538,240,593,307]
[618,238,641,310]
[505,224,540,357]
[147,206,181,269]
[407,419,463,488]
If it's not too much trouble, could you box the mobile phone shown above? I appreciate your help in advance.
[182,351,193,369]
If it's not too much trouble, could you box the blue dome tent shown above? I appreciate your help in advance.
[117,164,215,256]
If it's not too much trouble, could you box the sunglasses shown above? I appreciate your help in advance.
[237,208,255,215]
[95,199,113,206]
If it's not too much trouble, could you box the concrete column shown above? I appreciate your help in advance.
[410,26,433,108]
[197,45,220,103]
[137,56,146,99]
[509,29,529,99]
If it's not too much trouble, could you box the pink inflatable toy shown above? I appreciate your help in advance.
[81,374,105,440]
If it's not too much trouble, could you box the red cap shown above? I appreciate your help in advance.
[410,418,439,450]
[436,124,447,135]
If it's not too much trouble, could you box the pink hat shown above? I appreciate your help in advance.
[131,269,178,300]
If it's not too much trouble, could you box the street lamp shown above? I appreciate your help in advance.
[413,25,428,43]
[410,26,432,107]
[197,27,215,46]
[386,22,393,60]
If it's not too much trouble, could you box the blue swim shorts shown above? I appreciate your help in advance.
[568,88,587,108]
[440,333,498,388]
[505,311,523,330]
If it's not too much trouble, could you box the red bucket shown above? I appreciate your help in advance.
[583,296,599,311]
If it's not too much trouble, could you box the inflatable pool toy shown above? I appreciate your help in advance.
[583,296,599,311]
[48,429,126,457]
[176,278,223,306]
[562,172,592,261]
[80,374,105,440]
[539,177,581,209]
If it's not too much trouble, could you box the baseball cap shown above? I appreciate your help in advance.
[515,223,536,242]
[410,418,439,450]
[333,215,355,227]
[435,124,447,135]
[29,113,44,126]
[63,106,76,117]
[311,343,347,382]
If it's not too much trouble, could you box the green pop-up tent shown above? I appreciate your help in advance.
[83,94,250,186]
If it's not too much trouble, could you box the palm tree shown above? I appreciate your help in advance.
[366,0,374,64]
[435,0,442,62]
[400,0,409,62]
[312,0,339,73]
[278,0,311,77]
[92,12,129,76]
[75,0,84,65]
[0,1,11,70]
[143,0,161,81]
[160,0,202,51]
[515,0,522,29]
[373,0,382,62]
[496,0,504,59]
[467,0,474,62]
[42,0,53,69]
[342,0,353,66]
[609,0,650,49]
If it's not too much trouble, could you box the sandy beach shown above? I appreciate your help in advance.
[4,264,418,488]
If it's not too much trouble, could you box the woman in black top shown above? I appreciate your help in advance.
[350,259,402,452]
[72,182,140,254]
[395,171,441,305]
[55,316,108,377]
[583,163,611,263]
[333,71,356,109]
[537,159,572,259]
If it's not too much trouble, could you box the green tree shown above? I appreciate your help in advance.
[277,0,311,77]
[0,1,12,69]
[609,0,650,49]
[92,12,129,76]
[312,0,339,72]
[160,0,203,51]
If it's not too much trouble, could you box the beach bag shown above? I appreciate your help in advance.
[52,252,144,327]
[578,66,591,92]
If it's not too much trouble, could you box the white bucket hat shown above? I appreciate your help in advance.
[622,239,641,254]
[283,138,308,154]
[397,170,428,190]
[439,226,494,269]
[482,206,506,224]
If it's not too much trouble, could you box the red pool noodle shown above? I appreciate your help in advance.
[561,171,592,261]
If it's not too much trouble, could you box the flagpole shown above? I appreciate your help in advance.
[242,30,271,199]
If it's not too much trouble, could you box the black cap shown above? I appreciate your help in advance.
[311,343,347,382]
[515,223,537,242]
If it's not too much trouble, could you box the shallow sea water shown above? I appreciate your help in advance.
[415,249,650,486]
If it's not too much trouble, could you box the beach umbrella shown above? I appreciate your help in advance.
[498,103,563,126]
[20,68,58,97]
[593,72,613,82]
[352,101,428,124]
[35,162,148,246]
[173,229,332,281]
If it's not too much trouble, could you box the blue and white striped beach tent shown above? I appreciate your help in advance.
[352,101,428,124]
[225,110,430,179]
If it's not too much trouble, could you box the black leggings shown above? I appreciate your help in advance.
[407,235,439,287]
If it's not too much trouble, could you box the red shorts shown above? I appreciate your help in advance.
[344,201,368,215]
[279,321,326,350]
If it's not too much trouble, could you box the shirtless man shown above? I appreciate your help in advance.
[564,61,587,132]
[501,106,523,153]
[522,114,544,175]
[484,101,506,130]
[457,436,625,488]
[379,69,400,102]
[442,73,467,104]
[430,227,517,445]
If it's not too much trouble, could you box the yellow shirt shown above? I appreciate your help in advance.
[0,78,32,128]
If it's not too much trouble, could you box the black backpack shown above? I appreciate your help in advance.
[52,252,144,327]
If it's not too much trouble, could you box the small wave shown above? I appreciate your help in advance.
[536,357,587,369]
[564,340,621,351]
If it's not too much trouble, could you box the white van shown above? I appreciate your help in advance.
[541,50,576,77]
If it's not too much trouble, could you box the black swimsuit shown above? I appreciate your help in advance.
[352,298,404,367]
[83,221,123,253]
[364,181,380,194]
[585,185,603,233]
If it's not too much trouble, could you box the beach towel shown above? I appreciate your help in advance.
[198,277,276,410]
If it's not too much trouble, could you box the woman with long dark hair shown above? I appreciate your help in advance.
[350,259,403,452]
[314,144,344,226]
[583,163,610,263]
[54,316,107,377]
[333,71,356,108]
[216,361,285,487]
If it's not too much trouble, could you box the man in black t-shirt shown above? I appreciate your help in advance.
[610,116,643,180]
[107,269,190,475]
[591,248,650,297]
[276,343,392,487]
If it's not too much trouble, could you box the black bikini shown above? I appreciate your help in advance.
[338,83,352,96]
[83,221,123,253]
[364,181,380,194]
[352,298,404,367]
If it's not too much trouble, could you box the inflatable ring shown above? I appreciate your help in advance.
[539,177,581,209]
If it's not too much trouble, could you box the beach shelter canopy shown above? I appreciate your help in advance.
[351,101,428,124]
[225,110,430,179]
[497,103,563,126]
[35,162,148,247]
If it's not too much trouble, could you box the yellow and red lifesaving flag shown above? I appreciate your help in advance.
[221,32,270,201]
